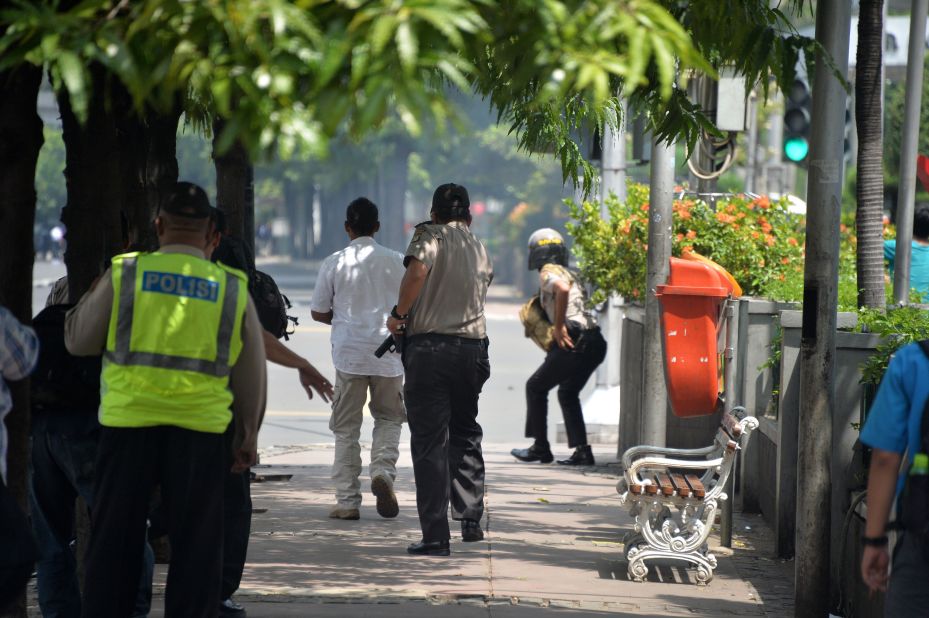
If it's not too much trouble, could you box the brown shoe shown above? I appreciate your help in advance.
[328,506,360,520]
[371,475,399,518]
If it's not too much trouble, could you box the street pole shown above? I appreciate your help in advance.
[795,0,851,616]
[577,106,625,444]
[641,136,674,446]
[893,0,928,305]
[744,92,759,194]
[600,106,625,388]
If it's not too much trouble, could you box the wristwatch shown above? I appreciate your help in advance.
[391,305,409,320]
[862,535,888,546]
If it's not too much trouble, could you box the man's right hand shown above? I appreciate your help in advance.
[232,436,258,473]
[387,315,407,336]
[861,544,890,593]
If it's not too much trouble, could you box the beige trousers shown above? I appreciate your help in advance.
[330,370,406,508]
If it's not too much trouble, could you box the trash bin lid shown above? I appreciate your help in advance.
[655,257,734,298]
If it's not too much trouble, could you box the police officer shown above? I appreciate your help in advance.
[65,182,267,617]
[511,228,606,466]
[387,183,492,556]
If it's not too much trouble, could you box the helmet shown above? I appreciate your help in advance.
[527,228,568,270]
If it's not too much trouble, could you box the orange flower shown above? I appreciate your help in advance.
[840,224,848,233]
[788,237,798,246]
[765,234,776,247]
[781,257,790,265]
[726,204,737,214]
[679,210,692,220]
[778,274,786,281]
[686,230,697,240]
[751,231,761,240]
[761,222,773,233]
[753,196,771,209]
[676,233,685,241]
[758,259,766,267]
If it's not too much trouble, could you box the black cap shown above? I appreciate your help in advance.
[160,182,213,219]
[431,183,470,216]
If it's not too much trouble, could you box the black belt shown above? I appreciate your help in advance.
[406,333,489,348]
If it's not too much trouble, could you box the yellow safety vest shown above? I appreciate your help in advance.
[100,251,248,433]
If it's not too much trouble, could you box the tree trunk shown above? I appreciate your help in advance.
[213,119,255,269]
[58,64,124,301]
[118,104,182,251]
[855,0,886,309]
[377,141,411,252]
[0,64,43,618]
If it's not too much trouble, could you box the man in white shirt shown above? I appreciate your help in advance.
[311,198,406,520]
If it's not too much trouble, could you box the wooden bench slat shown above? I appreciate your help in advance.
[655,473,675,496]
[669,473,691,498]
[630,484,643,495]
[685,474,706,499]
[644,482,659,495]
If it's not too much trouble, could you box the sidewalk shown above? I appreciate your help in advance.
[144,444,794,617]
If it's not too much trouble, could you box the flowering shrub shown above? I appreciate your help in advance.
[567,184,805,305]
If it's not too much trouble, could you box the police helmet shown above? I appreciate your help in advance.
[527,228,568,270]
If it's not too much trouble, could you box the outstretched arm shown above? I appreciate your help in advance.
[262,330,334,402]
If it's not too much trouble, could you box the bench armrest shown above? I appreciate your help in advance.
[621,444,718,469]
[625,455,725,488]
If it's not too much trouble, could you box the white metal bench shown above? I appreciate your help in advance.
[616,407,758,585]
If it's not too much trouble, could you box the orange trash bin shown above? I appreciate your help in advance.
[655,256,737,417]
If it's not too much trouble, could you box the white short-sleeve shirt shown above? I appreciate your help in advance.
[310,237,405,377]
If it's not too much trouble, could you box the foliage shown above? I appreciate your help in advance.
[34,127,65,226]
[857,306,929,386]
[884,51,929,180]
[567,186,805,305]
[0,0,823,194]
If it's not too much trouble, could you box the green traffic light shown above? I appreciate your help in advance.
[784,137,809,162]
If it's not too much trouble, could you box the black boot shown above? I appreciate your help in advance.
[557,445,595,466]
[461,519,484,542]
[511,442,554,464]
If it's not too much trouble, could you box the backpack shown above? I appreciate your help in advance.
[518,264,576,352]
[249,270,298,340]
[900,340,929,555]
[30,304,102,413]
[212,236,297,341]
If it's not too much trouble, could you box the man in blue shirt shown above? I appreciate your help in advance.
[885,207,929,302]
[860,342,929,614]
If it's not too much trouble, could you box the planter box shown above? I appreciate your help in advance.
[768,310,885,563]
[734,299,796,514]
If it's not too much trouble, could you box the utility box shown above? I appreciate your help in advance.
[715,67,747,132]
[655,256,737,417]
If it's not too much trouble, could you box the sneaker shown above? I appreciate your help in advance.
[556,445,595,466]
[371,475,399,518]
[220,597,246,616]
[328,506,360,520]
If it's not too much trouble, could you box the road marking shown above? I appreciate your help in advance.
[265,410,331,417]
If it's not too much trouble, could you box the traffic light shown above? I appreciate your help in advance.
[783,78,812,165]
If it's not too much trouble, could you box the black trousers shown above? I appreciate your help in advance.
[403,335,490,543]
[525,326,607,448]
[0,476,36,613]
[83,426,225,618]
[221,424,251,601]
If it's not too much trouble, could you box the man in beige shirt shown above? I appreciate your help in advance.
[65,182,266,617]
[387,183,493,556]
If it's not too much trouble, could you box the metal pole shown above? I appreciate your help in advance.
[642,136,674,446]
[795,1,851,616]
[893,1,928,305]
[696,76,719,195]
[720,300,739,548]
[766,90,785,196]
[600,106,626,388]
[744,92,759,194]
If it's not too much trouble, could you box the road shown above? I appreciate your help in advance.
[31,257,570,449]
